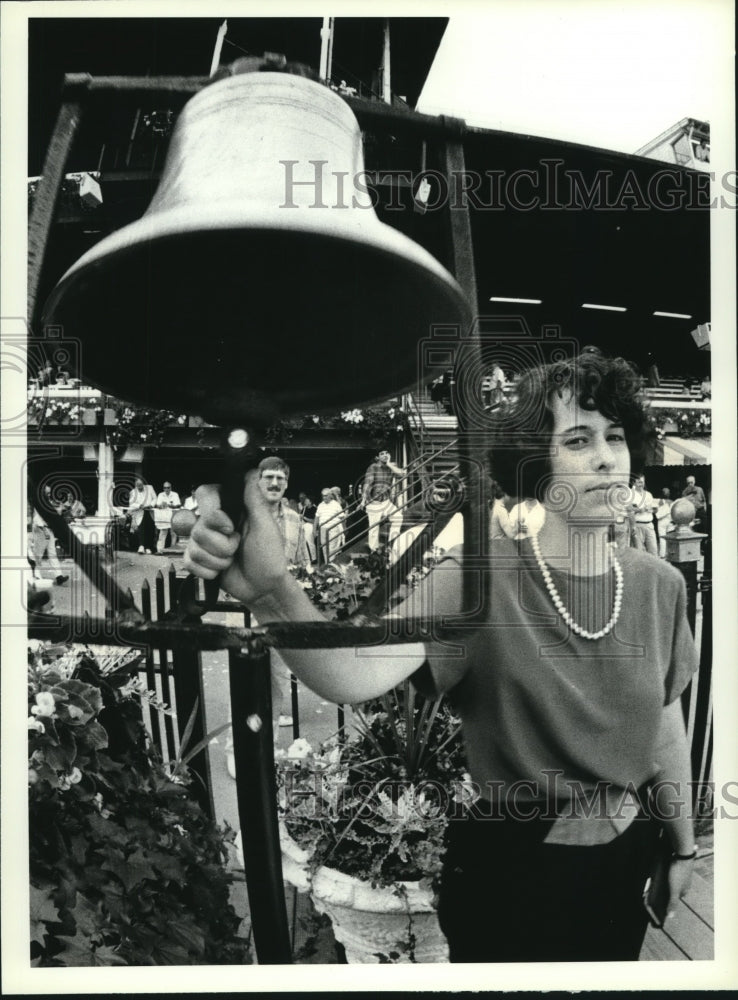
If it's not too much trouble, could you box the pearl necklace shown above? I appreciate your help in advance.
[529,534,623,640]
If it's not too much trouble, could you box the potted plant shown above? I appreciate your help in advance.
[275,686,468,963]
[28,640,250,967]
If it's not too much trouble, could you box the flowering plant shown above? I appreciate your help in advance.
[106,401,188,449]
[277,685,467,890]
[264,401,409,447]
[28,641,249,966]
[289,549,390,619]
[27,395,103,425]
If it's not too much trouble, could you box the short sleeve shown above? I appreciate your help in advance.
[663,574,699,704]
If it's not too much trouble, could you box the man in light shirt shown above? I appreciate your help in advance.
[630,474,658,556]
[155,481,182,553]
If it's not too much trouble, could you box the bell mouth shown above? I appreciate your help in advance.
[42,208,469,426]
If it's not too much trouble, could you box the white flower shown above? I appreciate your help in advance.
[28,716,45,734]
[287,738,313,760]
[69,767,82,784]
[31,691,56,717]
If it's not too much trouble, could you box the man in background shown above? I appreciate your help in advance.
[155,481,182,553]
[630,474,658,556]
[682,475,707,528]
[361,449,405,552]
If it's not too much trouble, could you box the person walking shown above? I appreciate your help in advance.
[361,449,405,551]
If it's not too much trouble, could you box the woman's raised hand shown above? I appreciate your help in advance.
[183,470,288,606]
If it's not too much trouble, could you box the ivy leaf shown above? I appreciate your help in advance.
[168,920,205,957]
[68,893,101,938]
[68,832,87,866]
[92,945,127,966]
[55,933,96,966]
[30,884,60,945]
[102,848,157,892]
[151,940,193,965]
[147,849,186,885]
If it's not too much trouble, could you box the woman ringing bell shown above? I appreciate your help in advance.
[185,349,698,963]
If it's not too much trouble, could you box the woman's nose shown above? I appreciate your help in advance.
[593,437,616,469]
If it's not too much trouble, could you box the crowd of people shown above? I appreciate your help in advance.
[489,471,708,559]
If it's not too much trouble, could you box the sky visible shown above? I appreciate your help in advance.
[417,1,731,154]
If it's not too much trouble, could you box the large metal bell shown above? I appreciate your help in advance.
[42,70,469,426]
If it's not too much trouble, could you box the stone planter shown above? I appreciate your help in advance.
[278,825,448,964]
[82,408,98,425]
[103,407,117,425]
[279,822,312,893]
[310,866,448,964]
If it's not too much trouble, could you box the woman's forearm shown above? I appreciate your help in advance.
[248,574,426,704]
[650,699,695,853]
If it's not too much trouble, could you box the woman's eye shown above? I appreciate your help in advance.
[564,436,587,447]
[607,431,626,442]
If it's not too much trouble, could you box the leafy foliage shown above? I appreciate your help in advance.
[27,395,103,425]
[289,548,390,620]
[106,403,188,450]
[264,401,409,448]
[28,642,249,967]
[277,687,467,891]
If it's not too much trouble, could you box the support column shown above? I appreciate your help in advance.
[96,440,115,516]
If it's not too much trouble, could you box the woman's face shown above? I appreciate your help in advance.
[546,392,631,519]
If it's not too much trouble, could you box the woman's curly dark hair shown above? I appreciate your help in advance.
[488,351,656,501]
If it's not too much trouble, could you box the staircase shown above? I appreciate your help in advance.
[404,392,460,489]
[316,391,461,564]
